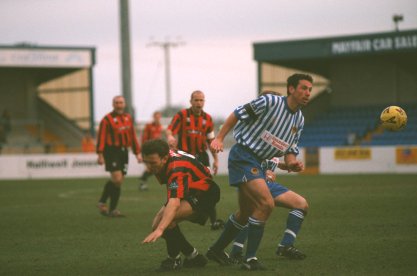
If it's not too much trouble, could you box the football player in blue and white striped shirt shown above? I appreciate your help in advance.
[229,157,309,263]
[206,73,313,271]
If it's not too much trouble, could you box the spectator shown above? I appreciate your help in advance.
[1,109,11,142]
[81,131,96,152]
[346,131,357,146]
[138,111,163,190]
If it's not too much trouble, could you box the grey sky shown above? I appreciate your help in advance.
[1,0,416,121]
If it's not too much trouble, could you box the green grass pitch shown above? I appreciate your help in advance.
[1,174,417,275]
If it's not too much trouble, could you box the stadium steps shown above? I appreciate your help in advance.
[1,122,45,154]
[1,121,82,154]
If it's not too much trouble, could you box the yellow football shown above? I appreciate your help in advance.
[380,106,407,131]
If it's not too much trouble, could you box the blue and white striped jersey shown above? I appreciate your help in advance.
[233,95,304,160]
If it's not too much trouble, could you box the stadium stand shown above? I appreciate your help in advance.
[299,104,417,147]
[0,44,95,154]
[0,119,45,154]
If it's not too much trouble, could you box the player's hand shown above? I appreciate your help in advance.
[210,138,223,153]
[266,170,276,182]
[142,228,164,243]
[167,135,177,149]
[278,163,288,171]
[97,154,104,165]
[286,160,304,172]
[136,154,143,163]
[212,160,219,175]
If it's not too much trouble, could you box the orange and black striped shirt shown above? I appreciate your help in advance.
[141,122,163,144]
[168,108,214,155]
[96,112,140,154]
[155,150,212,201]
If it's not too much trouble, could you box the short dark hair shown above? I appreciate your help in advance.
[142,139,170,157]
[287,74,313,95]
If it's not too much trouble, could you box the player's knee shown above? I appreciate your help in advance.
[113,180,123,187]
[234,211,248,226]
[110,175,123,186]
[297,197,309,215]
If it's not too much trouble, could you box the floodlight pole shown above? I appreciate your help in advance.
[392,14,404,102]
[148,40,184,109]
[393,14,404,32]
[119,0,134,117]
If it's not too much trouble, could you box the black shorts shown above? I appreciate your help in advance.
[195,151,210,167]
[103,146,129,175]
[186,179,220,225]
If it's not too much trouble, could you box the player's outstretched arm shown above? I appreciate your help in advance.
[151,206,165,230]
[166,129,177,149]
[210,112,238,153]
[207,139,219,175]
[278,163,288,171]
[142,198,180,243]
[284,153,304,173]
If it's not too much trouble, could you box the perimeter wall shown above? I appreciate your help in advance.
[0,145,416,179]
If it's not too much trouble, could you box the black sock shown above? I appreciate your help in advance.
[171,225,194,256]
[140,171,152,181]
[245,217,265,260]
[211,214,245,252]
[162,227,181,258]
[109,184,121,211]
[99,181,112,203]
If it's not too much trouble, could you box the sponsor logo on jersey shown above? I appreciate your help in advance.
[261,130,289,152]
[168,181,179,190]
[187,129,203,135]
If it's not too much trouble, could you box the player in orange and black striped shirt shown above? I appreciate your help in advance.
[141,111,163,144]
[166,91,218,171]
[166,90,223,230]
[96,96,141,217]
[138,111,163,191]
[141,139,220,270]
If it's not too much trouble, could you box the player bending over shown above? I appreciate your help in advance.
[141,139,220,271]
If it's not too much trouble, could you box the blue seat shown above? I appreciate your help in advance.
[301,103,417,147]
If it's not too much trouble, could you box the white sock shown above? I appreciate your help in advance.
[186,248,198,259]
